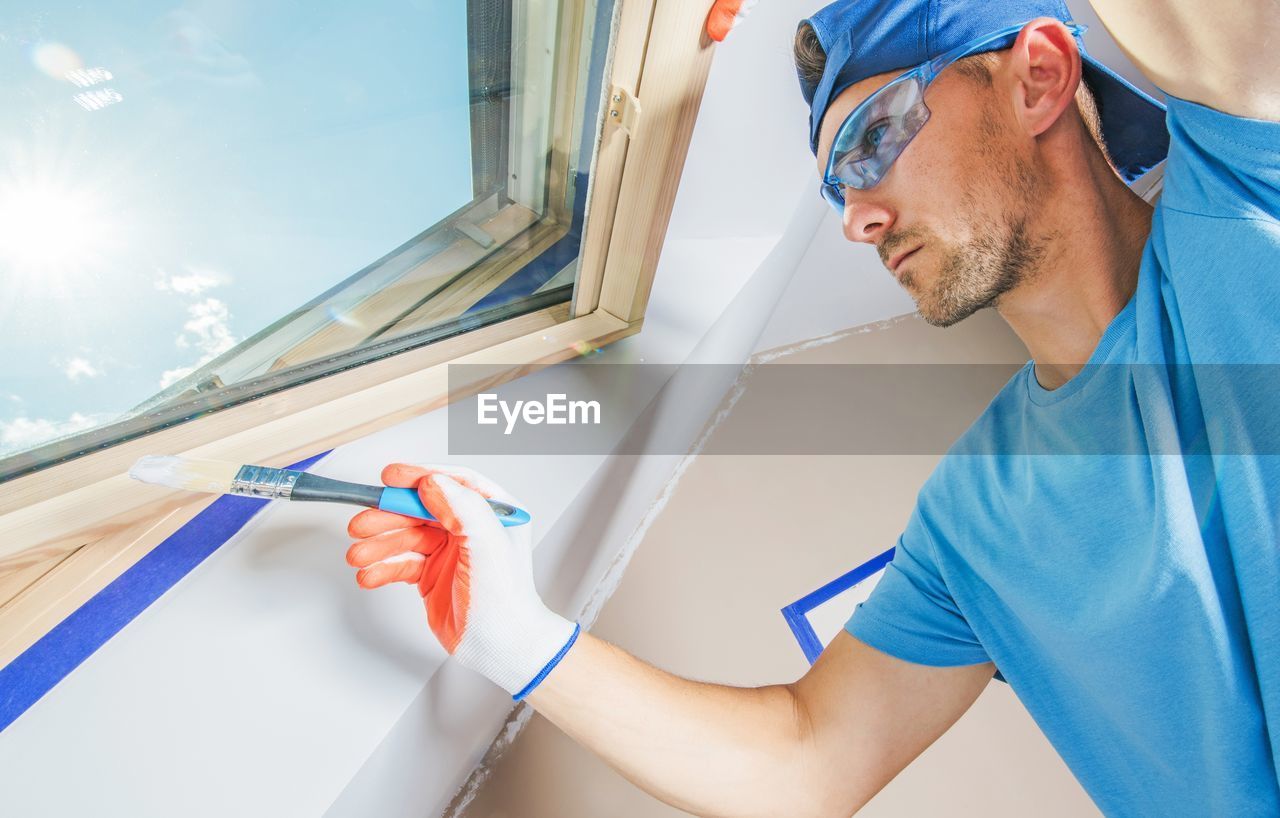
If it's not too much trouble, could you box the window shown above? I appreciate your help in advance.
[1,0,596,478]
[0,0,718,664]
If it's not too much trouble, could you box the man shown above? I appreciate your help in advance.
[345,0,1280,814]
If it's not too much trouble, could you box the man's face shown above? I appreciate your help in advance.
[816,63,1048,327]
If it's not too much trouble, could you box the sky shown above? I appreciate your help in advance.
[0,0,474,458]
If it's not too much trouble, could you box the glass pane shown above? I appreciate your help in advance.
[0,0,609,479]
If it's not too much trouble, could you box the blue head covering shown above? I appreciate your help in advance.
[798,0,1169,183]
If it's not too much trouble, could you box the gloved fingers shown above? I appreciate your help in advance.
[706,0,758,42]
[347,507,431,539]
[355,551,426,588]
[381,462,504,500]
[419,473,509,540]
[424,553,466,653]
[346,525,447,568]
[382,462,523,507]
[418,538,457,597]
[427,465,514,504]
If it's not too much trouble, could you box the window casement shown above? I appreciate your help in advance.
[0,0,718,665]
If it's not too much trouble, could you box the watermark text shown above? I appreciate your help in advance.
[476,393,601,435]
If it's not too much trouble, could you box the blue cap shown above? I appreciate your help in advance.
[799,0,1169,183]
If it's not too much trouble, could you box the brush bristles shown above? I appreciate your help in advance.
[129,455,240,494]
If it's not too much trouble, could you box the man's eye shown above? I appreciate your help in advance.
[862,120,890,152]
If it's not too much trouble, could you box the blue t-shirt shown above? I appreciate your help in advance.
[847,95,1280,816]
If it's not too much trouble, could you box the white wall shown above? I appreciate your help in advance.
[662,0,816,243]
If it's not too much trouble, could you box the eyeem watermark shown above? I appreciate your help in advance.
[477,393,601,435]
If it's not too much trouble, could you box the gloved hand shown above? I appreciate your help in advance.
[706,0,759,42]
[346,463,579,699]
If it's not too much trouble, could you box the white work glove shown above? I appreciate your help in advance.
[346,463,579,699]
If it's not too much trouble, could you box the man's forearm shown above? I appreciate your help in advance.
[1089,0,1280,120]
[526,633,825,818]
[344,467,990,814]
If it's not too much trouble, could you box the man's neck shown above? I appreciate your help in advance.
[995,156,1154,390]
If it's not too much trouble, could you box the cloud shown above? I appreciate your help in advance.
[62,356,103,381]
[158,365,195,389]
[155,267,227,296]
[0,411,114,456]
[177,297,236,355]
[154,269,236,388]
[165,11,261,88]
[160,297,238,389]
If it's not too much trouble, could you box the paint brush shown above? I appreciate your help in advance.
[128,456,531,527]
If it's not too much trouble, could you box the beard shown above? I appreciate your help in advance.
[895,155,1049,328]
[903,214,1045,327]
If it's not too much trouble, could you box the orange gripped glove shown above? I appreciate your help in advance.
[706,0,759,42]
[346,463,578,699]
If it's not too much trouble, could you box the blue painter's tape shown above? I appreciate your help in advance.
[512,622,581,702]
[781,547,895,665]
[0,451,330,733]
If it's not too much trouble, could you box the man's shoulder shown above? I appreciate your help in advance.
[1160,95,1280,223]
[938,362,1036,460]
[912,362,1035,511]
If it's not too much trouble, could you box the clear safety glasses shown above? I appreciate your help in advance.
[820,22,1086,212]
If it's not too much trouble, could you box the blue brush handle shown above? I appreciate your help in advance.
[378,486,531,527]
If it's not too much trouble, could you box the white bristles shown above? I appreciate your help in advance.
[128,455,240,494]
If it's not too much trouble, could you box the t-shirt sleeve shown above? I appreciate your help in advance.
[1149,95,1280,367]
[1160,95,1280,222]
[845,504,990,667]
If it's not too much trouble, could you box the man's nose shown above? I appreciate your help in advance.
[842,192,895,245]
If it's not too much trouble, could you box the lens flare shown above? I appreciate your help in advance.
[324,304,362,328]
[31,42,83,80]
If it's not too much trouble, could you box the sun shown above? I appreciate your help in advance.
[0,178,119,278]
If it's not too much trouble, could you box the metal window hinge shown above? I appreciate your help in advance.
[606,85,641,137]
[456,220,496,249]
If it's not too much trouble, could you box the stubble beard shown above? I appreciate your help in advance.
[904,156,1049,328]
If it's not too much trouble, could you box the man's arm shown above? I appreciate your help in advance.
[1087,0,1280,120]
[528,631,995,818]
[347,466,993,817]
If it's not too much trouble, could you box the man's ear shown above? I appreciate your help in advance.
[1006,17,1082,138]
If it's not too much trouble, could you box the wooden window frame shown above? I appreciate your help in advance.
[0,0,717,666]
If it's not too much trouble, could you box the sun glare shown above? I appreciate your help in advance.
[0,180,119,278]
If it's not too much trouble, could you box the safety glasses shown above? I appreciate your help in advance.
[820,22,1086,212]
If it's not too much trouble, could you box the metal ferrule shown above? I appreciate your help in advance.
[230,465,300,499]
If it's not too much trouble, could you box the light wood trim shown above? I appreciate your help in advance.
[570,0,657,318]
[0,501,208,667]
[0,552,72,610]
[0,304,623,566]
[2,304,566,522]
[544,0,588,227]
[597,1,715,323]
